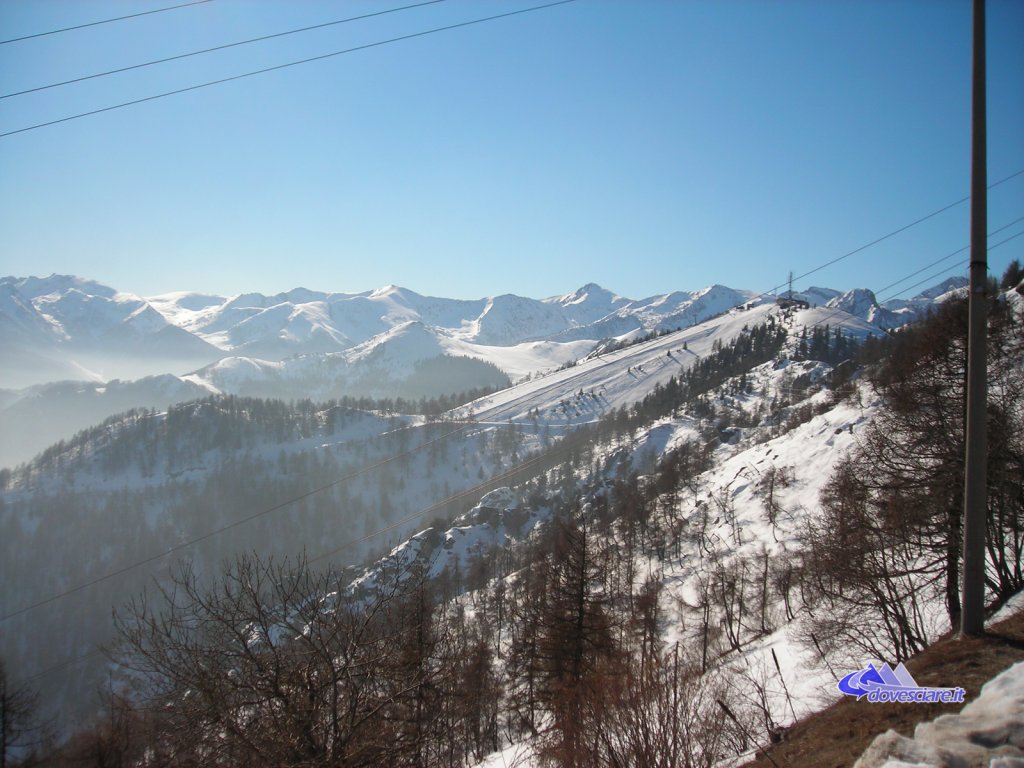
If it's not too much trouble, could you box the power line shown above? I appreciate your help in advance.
[17,222,1024,685]
[0,0,580,138]
[1,0,451,100]
[788,169,1024,288]
[4,184,1022,624]
[0,420,474,623]
[708,170,1024,312]
[792,222,1024,337]
[880,228,1023,302]
[869,215,1024,301]
[0,0,214,46]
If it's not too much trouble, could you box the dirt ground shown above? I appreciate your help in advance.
[741,608,1024,768]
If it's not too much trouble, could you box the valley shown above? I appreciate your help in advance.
[1,272,1021,768]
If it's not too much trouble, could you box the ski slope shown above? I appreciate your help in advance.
[454,303,775,425]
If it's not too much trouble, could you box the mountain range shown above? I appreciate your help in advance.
[0,273,966,468]
[2,270,1014,752]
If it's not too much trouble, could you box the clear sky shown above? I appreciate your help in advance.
[1,0,1022,302]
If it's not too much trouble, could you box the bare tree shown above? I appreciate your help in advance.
[112,553,437,767]
[595,644,744,768]
[0,659,47,768]
[800,298,1024,662]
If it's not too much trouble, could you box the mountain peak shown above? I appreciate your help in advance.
[827,287,879,314]
[4,274,118,301]
[913,276,968,300]
[559,282,615,303]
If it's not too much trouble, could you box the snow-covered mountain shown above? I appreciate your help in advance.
[3,274,966,394]
[0,275,222,389]
[3,279,1018,753]
[0,273,968,469]
[823,277,968,330]
[0,275,763,390]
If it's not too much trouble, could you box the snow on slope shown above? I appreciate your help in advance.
[349,488,548,596]
[7,273,956,396]
[5,273,220,350]
[453,294,569,346]
[344,320,446,368]
[439,338,596,382]
[0,274,895,466]
[789,304,885,340]
[450,298,887,430]
[544,282,631,324]
[141,280,735,377]
[7,274,117,301]
[2,273,953,464]
[352,303,874,601]
[6,274,957,373]
[31,288,168,340]
[0,283,63,340]
[455,302,781,425]
[629,377,881,735]
[235,348,873,768]
[62,279,796,361]
[187,356,286,394]
[144,290,227,328]
[635,283,756,326]
[185,322,475,397]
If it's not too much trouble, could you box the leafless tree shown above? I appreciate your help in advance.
[112,553,442,767]
[800,299,1024,665]
[594,644,744,768]
[0,659,47,768]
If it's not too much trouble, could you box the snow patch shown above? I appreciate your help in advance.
[856,662,1024,768]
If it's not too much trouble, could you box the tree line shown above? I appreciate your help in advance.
[7,280,1023,766]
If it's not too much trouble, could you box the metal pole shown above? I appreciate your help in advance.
[960,0,988,636]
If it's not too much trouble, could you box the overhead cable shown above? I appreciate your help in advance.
[0,420,473,623]
[1,0,451,100]
[0,0,580,138]
[0,0,214,46]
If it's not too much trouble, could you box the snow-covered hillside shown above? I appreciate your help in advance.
[1,271,963,470]
[332,286,1019,768]
[1,295,867,730]
[456,301,879,426]
[4,281,1020,763]
[329,331,884,767]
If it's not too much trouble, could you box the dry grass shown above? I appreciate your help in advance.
[741,608,1024,768]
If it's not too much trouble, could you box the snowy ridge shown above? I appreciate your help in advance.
[337,338,887,767]
[2,274,957,394]
[0,273,966,471]
[5,279,1016,758]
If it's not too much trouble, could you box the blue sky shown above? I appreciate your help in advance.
[1,0,1022,301]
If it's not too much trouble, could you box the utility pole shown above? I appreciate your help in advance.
[960,0,988,636]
